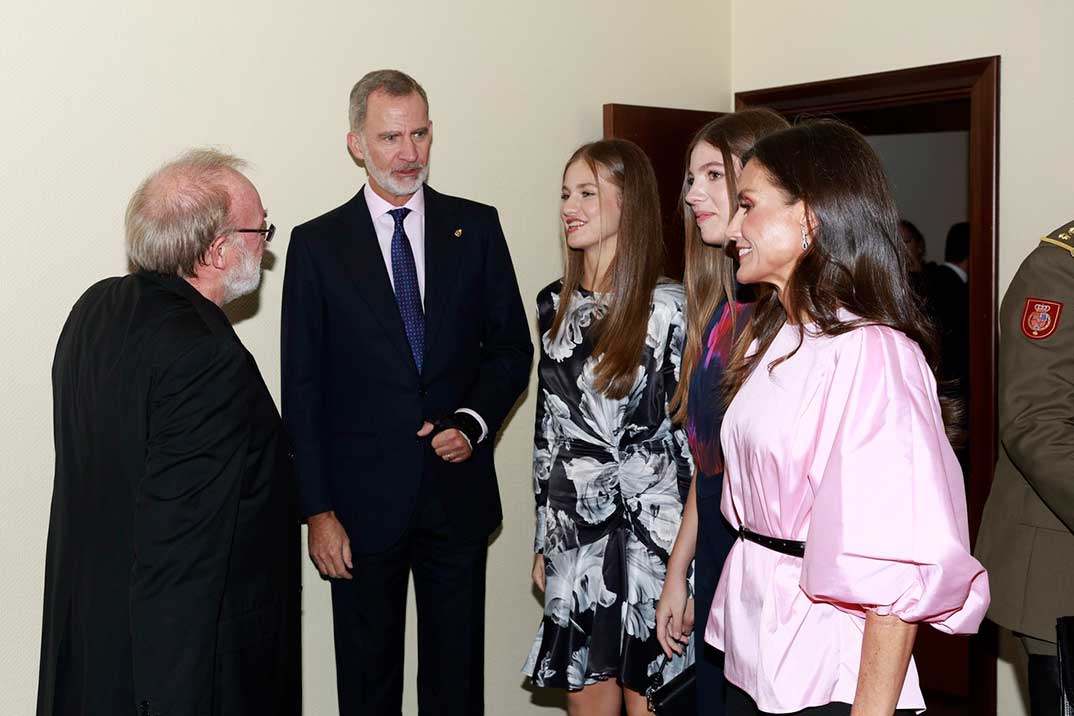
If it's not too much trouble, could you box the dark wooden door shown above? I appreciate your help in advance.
[603,104,724,279]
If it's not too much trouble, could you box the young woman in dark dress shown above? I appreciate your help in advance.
[654,110,788,712]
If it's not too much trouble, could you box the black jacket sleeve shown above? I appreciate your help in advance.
[130,336,252,715]
[281,229,332,518]
[459,209,533,437]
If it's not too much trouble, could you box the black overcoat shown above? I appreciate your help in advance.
[37,272,301,716]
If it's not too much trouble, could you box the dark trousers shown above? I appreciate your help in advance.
[1028,654,1061,716]
[726,685,916,715]
[1020,635,1062,716]
[696,487,736,714]
[329,485,488,716]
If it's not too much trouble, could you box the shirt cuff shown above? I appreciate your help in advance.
[454,408,488,443]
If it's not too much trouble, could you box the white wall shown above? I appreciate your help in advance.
[867,131,970,264]
[0,2,731,714]
[731,2,1074,712]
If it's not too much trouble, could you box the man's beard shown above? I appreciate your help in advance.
[359,134,429,196]
[222,239,263,304]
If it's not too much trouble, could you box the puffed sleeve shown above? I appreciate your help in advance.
[798,325,990,634]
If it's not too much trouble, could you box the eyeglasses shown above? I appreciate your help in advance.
[233,223,276,243]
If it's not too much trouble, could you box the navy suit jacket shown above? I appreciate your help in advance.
[281,185,532,553]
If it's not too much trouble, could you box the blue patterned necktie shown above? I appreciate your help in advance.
[388,207,424,373]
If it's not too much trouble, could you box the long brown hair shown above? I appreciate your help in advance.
[548,139,664,399]
[723,120,960,436]
[669,109,789,423]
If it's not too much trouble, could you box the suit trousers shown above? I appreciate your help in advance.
[1022,636,1061,716]
[330,479,488,716]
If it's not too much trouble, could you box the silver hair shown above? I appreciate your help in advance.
[125,148,248,277]
[348,69,428,133]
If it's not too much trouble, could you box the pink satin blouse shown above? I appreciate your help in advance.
[705,319,989,712]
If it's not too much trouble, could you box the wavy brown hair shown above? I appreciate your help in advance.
[669,109,789,424]
[723,120,960,438]
[548,139,664,399]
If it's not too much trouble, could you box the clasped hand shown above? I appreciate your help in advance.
[417,421,473,463]
[307,423,472,580]
[655,577,694,658]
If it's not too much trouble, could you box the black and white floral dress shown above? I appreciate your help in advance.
[522,279,694,692]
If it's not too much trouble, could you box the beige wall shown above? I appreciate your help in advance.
[5,0,1063,712]
[0,1,731,714]
[731,1,1074,713]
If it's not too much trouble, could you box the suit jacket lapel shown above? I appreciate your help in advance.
[336,188,417,372]
[422,186,462,364]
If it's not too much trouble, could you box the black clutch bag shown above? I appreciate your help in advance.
[1058,617,1074,716]
[646,656,696,715]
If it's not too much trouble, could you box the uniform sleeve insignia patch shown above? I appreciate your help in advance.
[1022,297,1063,339]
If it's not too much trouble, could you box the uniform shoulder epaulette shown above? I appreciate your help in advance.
[1041,218,1074,257]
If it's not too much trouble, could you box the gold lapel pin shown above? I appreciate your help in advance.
[454,229,463,237]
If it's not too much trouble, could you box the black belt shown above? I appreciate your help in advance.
[738,526,805,558]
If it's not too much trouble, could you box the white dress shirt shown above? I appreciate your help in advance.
[361,184,488,444]
[363,184,427,304]
[942,261,968,284]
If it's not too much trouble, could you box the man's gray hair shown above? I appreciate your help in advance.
[348,69,428,133]
[125,149,248,277]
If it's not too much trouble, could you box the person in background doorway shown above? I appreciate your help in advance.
[898,218,930,300]
[926,220,970,393]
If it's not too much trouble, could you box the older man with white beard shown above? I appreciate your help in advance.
[37,149,300,716]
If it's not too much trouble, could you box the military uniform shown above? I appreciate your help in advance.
[976,219,1074,715]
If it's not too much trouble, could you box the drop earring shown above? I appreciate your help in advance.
[801,223,810,251]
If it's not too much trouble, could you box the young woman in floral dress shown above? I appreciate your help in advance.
[523,139,692,716]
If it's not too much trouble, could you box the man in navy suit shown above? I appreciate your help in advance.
[281,69,532,716]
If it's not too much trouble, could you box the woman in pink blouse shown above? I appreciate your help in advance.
[706,120,989,715]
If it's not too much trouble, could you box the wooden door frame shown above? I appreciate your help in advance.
[737,56,1001,715]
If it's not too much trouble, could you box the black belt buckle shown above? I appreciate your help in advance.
[738,526,806,558]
